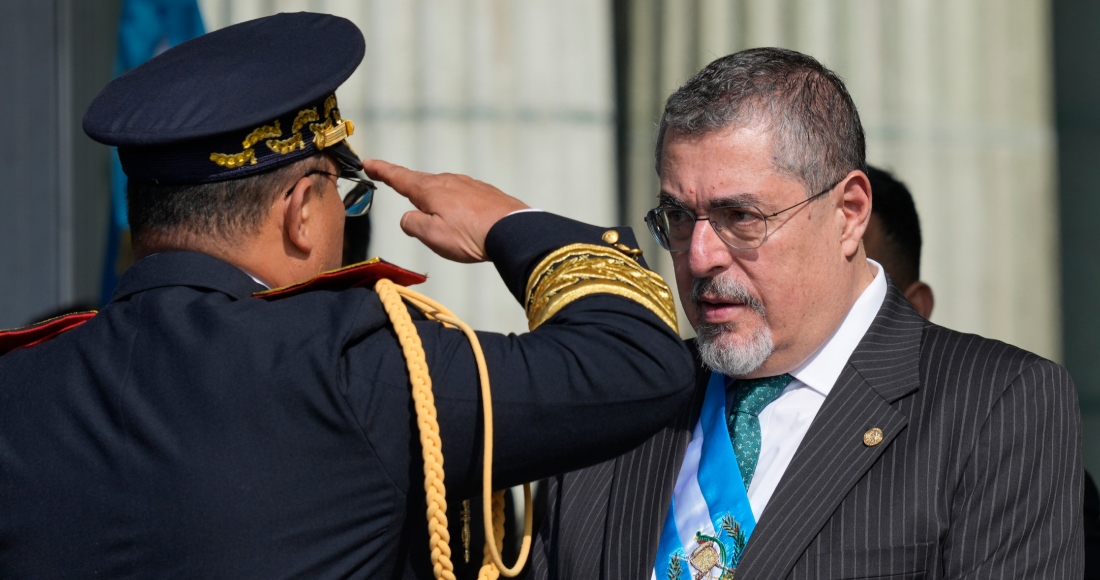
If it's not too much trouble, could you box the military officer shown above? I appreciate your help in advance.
[0,13,694,579]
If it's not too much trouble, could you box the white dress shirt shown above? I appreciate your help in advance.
[239,268,270,289]
[742,260,886,520]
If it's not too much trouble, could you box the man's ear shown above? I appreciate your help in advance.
[282,175,318,259]
[903,280,935,319]
[838,169,872,258]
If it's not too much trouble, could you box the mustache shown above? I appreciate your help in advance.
[691,276,766,317]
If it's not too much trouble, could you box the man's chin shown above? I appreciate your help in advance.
[694,321,749,344]
[695,323,775,378]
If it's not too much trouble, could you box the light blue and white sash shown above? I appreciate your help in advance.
[652,372,755,580]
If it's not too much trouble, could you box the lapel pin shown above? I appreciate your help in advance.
[863,427,884,447]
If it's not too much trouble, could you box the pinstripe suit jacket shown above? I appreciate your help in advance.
[529,283,1084,579]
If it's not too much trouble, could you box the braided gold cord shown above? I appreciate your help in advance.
[374,279,533,580]
[478,490,506,580]
[375,279,456,580]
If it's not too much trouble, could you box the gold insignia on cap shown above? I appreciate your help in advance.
[525,243,677,331]
[863,427,884,447]
[291,108,320,133]
[601,230,619,244]
[211,122,282,167]
[209,94,353,168]
[309,94,353,150]
[311,119,354,150]
[324,94,340,121]
[266,132,305,155]
[241,121,282,149]
[209,149,256,168]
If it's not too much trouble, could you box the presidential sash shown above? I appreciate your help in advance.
[652,372,755,580]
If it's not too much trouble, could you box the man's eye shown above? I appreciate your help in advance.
[715,207,758,225]
[665,209,692,224]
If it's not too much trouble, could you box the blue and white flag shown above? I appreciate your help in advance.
[101,0,205,303]
[652,372,756,580]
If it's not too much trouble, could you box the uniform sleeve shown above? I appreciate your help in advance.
[342,212,696,499]
[941,359,1084,578]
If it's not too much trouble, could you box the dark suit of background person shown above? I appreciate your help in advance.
[0,14,695,579]
[528,49,1083,580]
[862,165,1100,580]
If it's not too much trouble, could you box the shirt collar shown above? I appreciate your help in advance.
[237,267,271,289]
[788,259,887,397]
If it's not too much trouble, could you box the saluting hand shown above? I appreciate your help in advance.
[363,160,530,263]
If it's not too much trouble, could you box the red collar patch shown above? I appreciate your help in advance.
[0,261,424,354]
[254,258,427,301]
[0,311,96,356]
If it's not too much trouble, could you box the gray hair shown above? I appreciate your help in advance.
[655,47,866,196]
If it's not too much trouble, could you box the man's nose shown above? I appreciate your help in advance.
[687,218,732,278]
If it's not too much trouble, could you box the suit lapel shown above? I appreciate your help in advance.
[600,345,710,579]
[735,285,925,579]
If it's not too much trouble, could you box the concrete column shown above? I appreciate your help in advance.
[0,0,117,328]
[1054,0,1100,476]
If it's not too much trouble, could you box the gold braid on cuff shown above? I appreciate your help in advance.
[524,243,678,331]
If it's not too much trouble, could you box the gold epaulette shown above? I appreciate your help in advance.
[524,234,678,331]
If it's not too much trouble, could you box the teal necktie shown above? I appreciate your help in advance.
[727,374,794,488]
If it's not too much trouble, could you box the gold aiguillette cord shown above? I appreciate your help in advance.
[375,279,533,580]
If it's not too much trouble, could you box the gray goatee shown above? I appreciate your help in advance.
[692,276,774,377]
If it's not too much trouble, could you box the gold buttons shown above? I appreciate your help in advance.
[601,230,620,244]
[863,427,884,447]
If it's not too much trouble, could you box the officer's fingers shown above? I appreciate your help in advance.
[399,210,485,263]
[362,160,428,200]
[399,210,434,239]
[361,159,402,183]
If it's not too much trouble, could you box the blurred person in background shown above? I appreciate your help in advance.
[342,211,371,266]
[862,166,933,319]
[529,48,1083,580]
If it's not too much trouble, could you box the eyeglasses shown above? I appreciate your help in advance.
[286,169,376,217]
[326,141,376,217]
[310,170,376,217]
[645,181,839,252]
[283,142,377,217]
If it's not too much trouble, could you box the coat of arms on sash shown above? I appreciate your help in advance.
[664,513,747,580]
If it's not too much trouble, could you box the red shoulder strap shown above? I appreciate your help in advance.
[0,311,96,356]
[254,258,427,301]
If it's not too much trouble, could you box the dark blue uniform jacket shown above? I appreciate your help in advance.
[0,212,695,578]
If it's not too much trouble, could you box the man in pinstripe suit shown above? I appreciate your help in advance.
[529,48,1083,579]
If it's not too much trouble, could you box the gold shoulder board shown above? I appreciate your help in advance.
[524,243,678,331]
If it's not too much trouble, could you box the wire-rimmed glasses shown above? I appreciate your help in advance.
[308,170,375,217]
[644,182,838,252]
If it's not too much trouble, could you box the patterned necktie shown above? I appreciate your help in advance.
[728,374,794,489]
